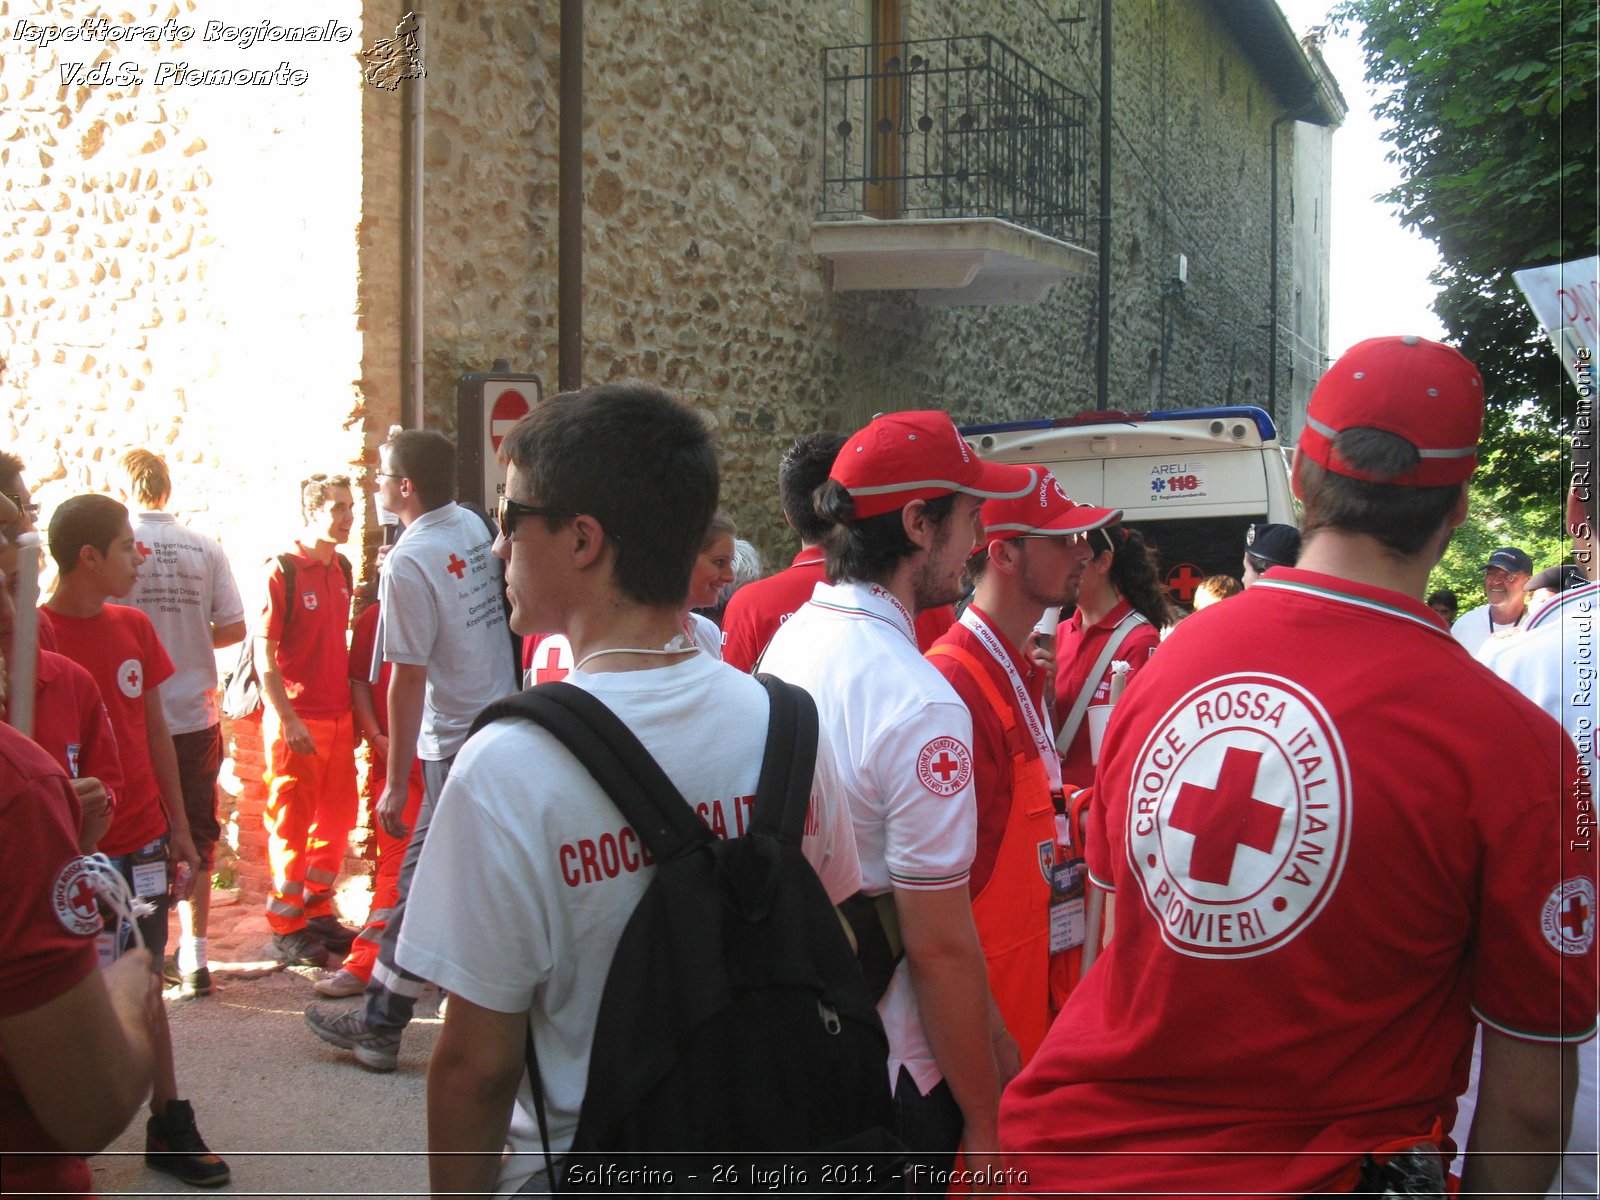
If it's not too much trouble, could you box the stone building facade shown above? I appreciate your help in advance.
[3,0,1339,899]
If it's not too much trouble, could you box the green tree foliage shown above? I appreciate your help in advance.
[1333,0,1597,497]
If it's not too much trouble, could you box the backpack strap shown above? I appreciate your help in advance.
[276,554,298,636]
[747,675,817,848]
[1054,608,1150,757]
[334,551,354,593]
[469,682,713,862]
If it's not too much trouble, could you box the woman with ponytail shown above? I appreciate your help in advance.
[1052,523,1174,786]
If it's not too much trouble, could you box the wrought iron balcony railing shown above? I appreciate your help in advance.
[820,35,1090,246]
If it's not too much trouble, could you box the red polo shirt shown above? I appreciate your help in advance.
[264,548,352,720]
[926,608,1049,895]
[723,549,956,671]
[1053,598,1161,787]
[40,604,173,856]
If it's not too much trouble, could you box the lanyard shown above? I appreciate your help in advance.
[959,608,1062,788]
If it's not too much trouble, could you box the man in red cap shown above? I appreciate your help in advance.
[925,468,1117,1066]
[761,411,1035,1194]
[1002,336,1595,1197]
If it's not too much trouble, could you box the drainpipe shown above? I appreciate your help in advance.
[400,8,426,429]
[1094,0,1112,411]
[559,0,583,391]
[1266,111,1295,428]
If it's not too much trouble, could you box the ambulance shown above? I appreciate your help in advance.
[962,406,1298,608]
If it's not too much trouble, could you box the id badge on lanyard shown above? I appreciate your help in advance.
[1049,808,1086,953]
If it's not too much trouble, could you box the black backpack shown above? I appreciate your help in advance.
[468,677,901,1194]
[220,552,352,721]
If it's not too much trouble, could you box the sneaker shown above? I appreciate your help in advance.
[313,967,368,998]
[272,929,329,968]
[305,1003,400,1071]
[182,966,213,996]
[305,914,360,954]
[145,1099,231,1187]
[161,957,182,988]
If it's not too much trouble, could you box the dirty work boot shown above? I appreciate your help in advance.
[145,1099,231,1187]
[305,1003,400,1071]
[313,967,368,998]
[305,914,360,955]
[271,928,329,967]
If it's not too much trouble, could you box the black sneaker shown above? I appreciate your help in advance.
[305,914,360,955]
[271,929,329,967]
[145,1099,231,1187]
[182,966,213,996]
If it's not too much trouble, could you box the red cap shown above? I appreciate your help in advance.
[1300,335,1484,487]
[830,410,1037,519]
[981,466,1121,541]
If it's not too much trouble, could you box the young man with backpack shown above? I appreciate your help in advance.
[255,473,359,968]
[394,383,862,1196]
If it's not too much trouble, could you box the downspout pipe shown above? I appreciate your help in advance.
[1094,0,1112,411]
[1267,111,1295,428]
[558,0,583,391]
[400,8,426,429]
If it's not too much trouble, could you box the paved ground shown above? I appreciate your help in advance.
[91,891,443,1200]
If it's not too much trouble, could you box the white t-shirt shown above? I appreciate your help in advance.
[126,512,245,734]
[396,653,859,1196]
[1451,600,1529,656]
[759,580,979,1095]
[1479,578,1598,1199]
[685,611,723,660]
[377,503,518,759]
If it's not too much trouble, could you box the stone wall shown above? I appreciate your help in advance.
[2,0,381,899]
[410,0,1314,561]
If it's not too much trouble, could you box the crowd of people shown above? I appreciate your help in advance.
[2,332,1595,1199]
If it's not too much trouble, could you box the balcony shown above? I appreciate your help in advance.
[814,36,1096,307]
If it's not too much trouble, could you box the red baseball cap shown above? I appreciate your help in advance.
[831,410,1037,519]
[1300,335,1484,487]
[981,466,1121,541]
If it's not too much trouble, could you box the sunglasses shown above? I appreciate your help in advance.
[497,495,581,540]
[5,493,40,522]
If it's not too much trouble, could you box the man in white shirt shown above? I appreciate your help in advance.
[305,428,517,1070]
[1451,545,1533,654]
[396,383,859,1197]
[119,448,246,996]
[760,410,1035,1193]
[1482,421,1597,1198]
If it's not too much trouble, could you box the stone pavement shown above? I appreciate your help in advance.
[90,889,442,1199]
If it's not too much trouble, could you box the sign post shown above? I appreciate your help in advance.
[455,361,544,509]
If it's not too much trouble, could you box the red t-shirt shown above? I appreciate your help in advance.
[722,551,957,671]
[1002,569,1599,1198]
[721,550,828,672]
[0,725,98,1197]
[41,604,174,856]
[29,648,124,812]
[1053,598,1161,787]
[349,603,390,735]
[927,609,1050,895]
[265,549,352,719]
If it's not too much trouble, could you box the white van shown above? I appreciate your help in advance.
[962,406,1297,606]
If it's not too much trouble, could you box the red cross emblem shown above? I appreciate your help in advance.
[446,554,467,579]
[1542,878,1598,956]
[1166,563,1205,604]
[916,736,971,796]
[116,657,143,698]
[52,858,105,935]
[136,541,151,557]
[1167,747,1283,886]
[535,644,569,684]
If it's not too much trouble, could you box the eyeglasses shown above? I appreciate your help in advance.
[4,493,40,521]
[497,495,581,540]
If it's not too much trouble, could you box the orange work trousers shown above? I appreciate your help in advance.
[340,758,425,982]
[263,710,358,934]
